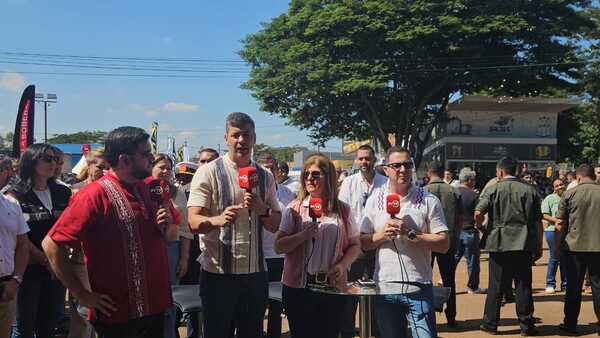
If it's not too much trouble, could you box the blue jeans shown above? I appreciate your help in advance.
[545,231,566,289]
[13,275,65,338]
[165,241,180,338]
[454,229,481,290]
[374,283,437,338]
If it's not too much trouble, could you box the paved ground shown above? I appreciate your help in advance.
[179,245,600,337]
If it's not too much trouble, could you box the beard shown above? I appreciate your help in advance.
[132,164,151,180]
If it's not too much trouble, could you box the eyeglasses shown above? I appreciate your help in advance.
[303,170,322,180]
[40,154,60,163]
[385,161,414,170]
[199,159,211,164]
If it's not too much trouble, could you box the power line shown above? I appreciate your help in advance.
[0,69,248,79]
[0,51,246,63]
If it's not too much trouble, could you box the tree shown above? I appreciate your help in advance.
[254,143,308,162]
[47,130,107,144]
[0,132,14,155]
[240,0,596,166]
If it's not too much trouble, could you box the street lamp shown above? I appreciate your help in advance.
[35,93,58,143]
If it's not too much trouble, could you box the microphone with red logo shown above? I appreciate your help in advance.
[386,194,402,239]
[239,166,259,215]
[308,197,322,244]
[149,179,171,208]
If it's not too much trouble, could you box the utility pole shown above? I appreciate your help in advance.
[34,93,57,143]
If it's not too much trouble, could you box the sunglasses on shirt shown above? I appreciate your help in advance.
[303,170,322,180]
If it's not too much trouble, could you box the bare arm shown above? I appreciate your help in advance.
[42,236,117,316]
[337,236,361,270]
[554,217,566,258]
[274,221,317,254]
[260,211,282,233]
[188,205,242,234]
[416,231,449,253]
[13,234,29,277]
[543,214,557,225]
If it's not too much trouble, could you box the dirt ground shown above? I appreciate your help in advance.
[180,245,600,338]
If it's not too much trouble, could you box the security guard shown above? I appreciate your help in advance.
[475,157,543,336]
[554,164,600,334]
[425,161,462,327]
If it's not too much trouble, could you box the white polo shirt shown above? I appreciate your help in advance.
[0,194,29,277]
[338,172,387,227]
[361,183,447,284]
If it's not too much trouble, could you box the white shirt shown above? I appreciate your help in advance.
[281,177,301,195]
[361,183,448,283]
[263,184,297,258]
[338,172,387,227]
[0,195,29,277]
[33,188,53,211]
[567,180,578,190]
[279,197,359,274]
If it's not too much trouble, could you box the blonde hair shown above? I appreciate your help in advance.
[297,153,340,215]
[76,147,106,182]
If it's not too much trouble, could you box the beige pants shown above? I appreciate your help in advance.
[0,298,16,338]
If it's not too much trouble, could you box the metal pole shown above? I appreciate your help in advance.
[359,295,371,338]
[44,101,48,143]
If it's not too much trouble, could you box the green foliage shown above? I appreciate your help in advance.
[47,130,107,144]
[254,143,308,162]
[561,104,600,165]
[0,132,14,155]
[240,0,596,166]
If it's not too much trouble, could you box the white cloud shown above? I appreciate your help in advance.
[162,102,199,113]
[0,72,27,93]
[144,110,159,117]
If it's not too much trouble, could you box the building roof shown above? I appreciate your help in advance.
[448,95,580,114]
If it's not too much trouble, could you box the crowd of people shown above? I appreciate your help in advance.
[0,111,599,338]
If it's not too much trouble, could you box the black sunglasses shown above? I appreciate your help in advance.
[303,170,322,180]
[385,161,414,170]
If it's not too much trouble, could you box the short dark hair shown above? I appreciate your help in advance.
[0,154,12,172]
[225,112,255,133]
[497,157,518,176]
[427,161,445,178]
[199,148,219,158]
[357,144,376,158]
[258,152,275,161]
[385,146,411,161]
[104,126,150,167]
[576,164,596,180]
[278,160,289,174]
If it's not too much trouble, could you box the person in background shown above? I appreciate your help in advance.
[51,146,70,188]
[0,155,29,337]
[8,144,72,338]
[475,157,543,336]
[338,144,386,338]
[454,168,485,294]
[257,155,295,338]
[361,146,449,338]
[43,126,178,338]
[151,153,193,338]
[425,161,462,328]
[276,160,301,195]
[196,148,219,168]
[72,148,108,192]
[68,147,108,338]
[541,179,567,294]
[174,162,198,194]
[276,153,361,338]
[187,112,282,338]
[595,165,600,183]
[566,171,578,190]
[554,164,600,334]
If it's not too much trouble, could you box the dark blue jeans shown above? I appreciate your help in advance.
[544,231,567,289]
[13,275,65,338]
[454,229,481,290]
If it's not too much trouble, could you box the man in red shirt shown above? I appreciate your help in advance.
[42,126,177,338]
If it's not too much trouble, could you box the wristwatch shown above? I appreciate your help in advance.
[11,274,23,285]
[260,208,272,218]
[407,229,417,241]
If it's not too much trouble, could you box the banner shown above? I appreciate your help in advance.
[167,136,176,161]
[150,121,158,154]
[12,85,36,158]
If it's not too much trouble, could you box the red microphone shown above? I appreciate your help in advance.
[386,194,401,219]
[239,166,259,192]
[308,197,323,223]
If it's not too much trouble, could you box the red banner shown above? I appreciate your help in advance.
[12,85,35,158]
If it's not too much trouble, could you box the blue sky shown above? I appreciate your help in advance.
[0,1,340,152]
